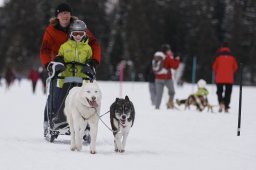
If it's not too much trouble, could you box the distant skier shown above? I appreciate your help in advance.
[5,66,16,89]
[38,66,48,94]
[28,68,40,94]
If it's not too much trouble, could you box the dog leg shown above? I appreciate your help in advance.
[88,117,98,154]
[114,133,123,152]
[121,132,129,152]
[73,116,82,151]
[78,119,87,150]
[69,117,76,151]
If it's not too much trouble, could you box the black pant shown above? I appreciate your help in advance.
[53,82,82,130]
[216,83,233,109]
[44,80,90,131]
[44,79,60,122]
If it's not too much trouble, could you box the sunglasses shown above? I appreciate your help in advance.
[71,31,86,37]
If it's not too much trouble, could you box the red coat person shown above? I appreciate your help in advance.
[212,47,238,84]
[28,68,40,93]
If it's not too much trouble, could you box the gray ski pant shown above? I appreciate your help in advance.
[155,79,175,109]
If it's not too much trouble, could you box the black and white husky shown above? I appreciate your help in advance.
[110,96,135,152]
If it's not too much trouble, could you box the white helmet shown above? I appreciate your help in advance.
[197,79,207,88]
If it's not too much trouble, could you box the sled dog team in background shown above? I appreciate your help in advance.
[34,2,237,152]
[150,42,238,113]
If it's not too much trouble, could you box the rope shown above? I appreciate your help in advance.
[99,110,110,117]
[96,110,118,133]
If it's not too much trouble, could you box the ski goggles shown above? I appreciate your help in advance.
[71,31,86,37]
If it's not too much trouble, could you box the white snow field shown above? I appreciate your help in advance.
[0,79,256,170]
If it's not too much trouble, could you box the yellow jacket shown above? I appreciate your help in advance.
[57,38,92,87]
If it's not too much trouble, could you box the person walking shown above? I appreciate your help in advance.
[38,66,48,94]
[28,68,40,94]
[5,66,16,89]
[212,43,238,112]
[144,59,156,106]
[152,44,180,109]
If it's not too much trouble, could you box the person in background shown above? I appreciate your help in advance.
[144,57,156,106]
[152,45,180,109]
[38,66,48,94]
[28,68,40,94]
[5,66,16,89]
[212,42,238,113]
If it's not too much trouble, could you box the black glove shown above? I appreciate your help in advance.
[54,56,65,63]
[82,63,96,80]
[86,59,99,68]
[47,62,65,77]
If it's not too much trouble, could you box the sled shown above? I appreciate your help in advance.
[44,61,95,143]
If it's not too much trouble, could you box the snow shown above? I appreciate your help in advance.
[0,79,256,170]
[0,0,4,7]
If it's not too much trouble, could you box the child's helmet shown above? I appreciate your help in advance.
[70,20,87,32]
[197,79,207,88]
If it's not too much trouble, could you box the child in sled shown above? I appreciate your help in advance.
[176,79,212,112]
[49,19,96,143]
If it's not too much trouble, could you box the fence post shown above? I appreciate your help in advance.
[192,56,197,92]
[119,62,124,98]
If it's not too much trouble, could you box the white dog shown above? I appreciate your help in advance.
[64,80,102,154]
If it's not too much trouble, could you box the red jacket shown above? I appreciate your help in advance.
[28,69,40,82]
[40,18,101,67]
[154,52,180,80]
[212,47,238,84]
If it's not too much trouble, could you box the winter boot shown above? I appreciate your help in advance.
[218,103,225,112]
[167,100,174,109]
[224,105,230,113]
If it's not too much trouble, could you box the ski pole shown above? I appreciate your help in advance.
[237,63,243,136]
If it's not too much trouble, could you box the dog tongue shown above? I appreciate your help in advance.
[89,100,98,108]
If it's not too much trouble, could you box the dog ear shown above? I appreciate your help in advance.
[125,95,129,101]
[115,98,119,102]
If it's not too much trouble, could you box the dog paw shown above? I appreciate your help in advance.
[115,148,125,153]
[70,146,76,151]
[90,150,96,154]
[76,146,82,151]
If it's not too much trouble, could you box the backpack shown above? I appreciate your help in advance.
[152,55,164,73]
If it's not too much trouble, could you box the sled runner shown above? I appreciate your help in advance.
[44,61,96,143]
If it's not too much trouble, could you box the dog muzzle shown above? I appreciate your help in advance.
[86,98,98,108]
[120,116,126,127]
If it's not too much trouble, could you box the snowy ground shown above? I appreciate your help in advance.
[0,79,256,170]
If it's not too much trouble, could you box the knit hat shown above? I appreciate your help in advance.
[55,3,72,16]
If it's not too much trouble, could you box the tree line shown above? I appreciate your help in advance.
[0,0,255,84]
